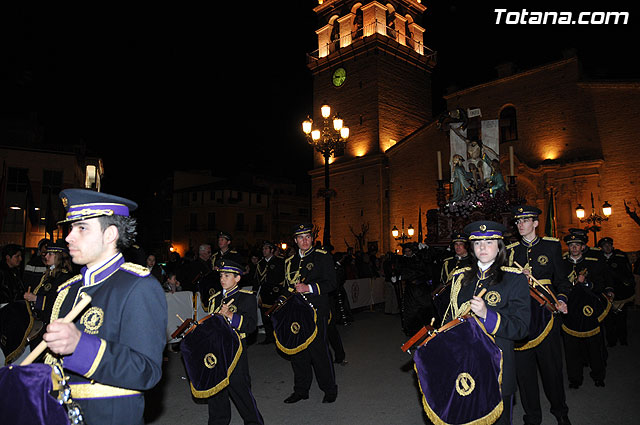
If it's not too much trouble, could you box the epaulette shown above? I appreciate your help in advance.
[57,274,82,293]
[452,267,471,276]
[121,262,151,277]
[506,241,520,249]
[240,289,255,295]
[210,290,221,299]
[443,256,454,262]
[591,247,602,251]
[562,253,569,258]
[316,248,327,254]
[585,257,599,262]
[285,254,295,262]
[230,250,238,254]
[542,236,559,242]
[500,266,523,274]
[615,253,627,258]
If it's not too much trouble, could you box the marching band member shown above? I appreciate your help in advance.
[41,189,167,425]
[508,206,571,425]
[281,223,338,404]
[443,221,530,424]
[206,259,263,425]
[561,230,613,389]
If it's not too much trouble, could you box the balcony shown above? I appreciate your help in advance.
[307,21,436,64]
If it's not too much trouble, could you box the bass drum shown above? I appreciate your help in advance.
[561,285,611,338]
[414,316,504,425]
[515,285,556,351]
[0,363,71,425]
[180,313,242,398]
[270,293,317,355]
[431,284,451,326]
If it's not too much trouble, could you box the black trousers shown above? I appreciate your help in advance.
[290,317,337,397]
[208,347,263,425]
[562,330,606,384]
[515,322,568,425]
[259,306,275,342]
[603,304,629,346]
[327,319,345,363]
[494,394,514,425]
[401,283,434,335]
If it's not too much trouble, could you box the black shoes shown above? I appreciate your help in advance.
[594,380,605,387]
[322,393,337,403]
[284,392,336,403]
[568,381,581,389]
[558,415,572,425]
[284,393,308,404]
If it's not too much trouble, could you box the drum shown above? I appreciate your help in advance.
[515,283,557,351]
[180,313,242,398]
[0,301,34,365]
[431,284,451,325]
[0,363,72,425]
[413,316,504,425]
[270,293,317,355]
[562,285,611,338]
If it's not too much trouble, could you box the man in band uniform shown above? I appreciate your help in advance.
[254,241,285,344]
[561,230,613,388]
[598,237,635,347]
[41,188,167,425]
[508,205,571,425]
[282,223,338,404]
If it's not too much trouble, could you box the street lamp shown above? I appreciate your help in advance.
[302,103,349,248]
[575,192,612,246]
[392,217,414,245]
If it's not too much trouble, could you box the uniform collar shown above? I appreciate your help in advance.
[521,235,539,247]
[299,246,314,257]
[82,252,124,286]
[569,255,584,264]
[222,285,239,299]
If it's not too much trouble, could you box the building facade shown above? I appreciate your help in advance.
[305,0,640,252]
[170,171,310,257]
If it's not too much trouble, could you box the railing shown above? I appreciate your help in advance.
[307,21,436,63]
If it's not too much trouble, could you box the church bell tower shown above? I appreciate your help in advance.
[307,0,436,252]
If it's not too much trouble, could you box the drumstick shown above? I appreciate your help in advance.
[514,261,560,304]
[21,293,93,366]
[460,288,487,317]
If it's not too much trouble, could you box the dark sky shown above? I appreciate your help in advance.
[2,1,639,200]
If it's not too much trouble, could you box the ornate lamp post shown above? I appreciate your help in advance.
[302,104,349,248]
[391,217,414,246]
[575,192,612,247]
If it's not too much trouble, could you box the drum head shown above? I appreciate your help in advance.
[271,293,317,355]
[0,363,69,425]
[414,317,503,425]
[562,286,610,337]
[180,314,242,398]
[515,297,554,351]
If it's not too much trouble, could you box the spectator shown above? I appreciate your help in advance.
[146,253,166,284]
[22,238,50,289]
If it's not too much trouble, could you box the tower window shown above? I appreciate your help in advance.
[499,106,518,143]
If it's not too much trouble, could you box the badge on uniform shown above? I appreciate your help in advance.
[80,307,104,335]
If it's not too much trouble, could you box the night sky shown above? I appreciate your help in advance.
[2,1,639,201]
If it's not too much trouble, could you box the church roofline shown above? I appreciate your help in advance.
[384,120,438,155]
[443,57,581,99]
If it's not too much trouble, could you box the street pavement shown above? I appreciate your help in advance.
[145,307,640,425]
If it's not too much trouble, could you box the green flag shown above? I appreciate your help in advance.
[545,187,556,237]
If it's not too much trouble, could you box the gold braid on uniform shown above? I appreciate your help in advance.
[444,267,471,326]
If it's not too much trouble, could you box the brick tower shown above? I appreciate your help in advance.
[306,0,436,252]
